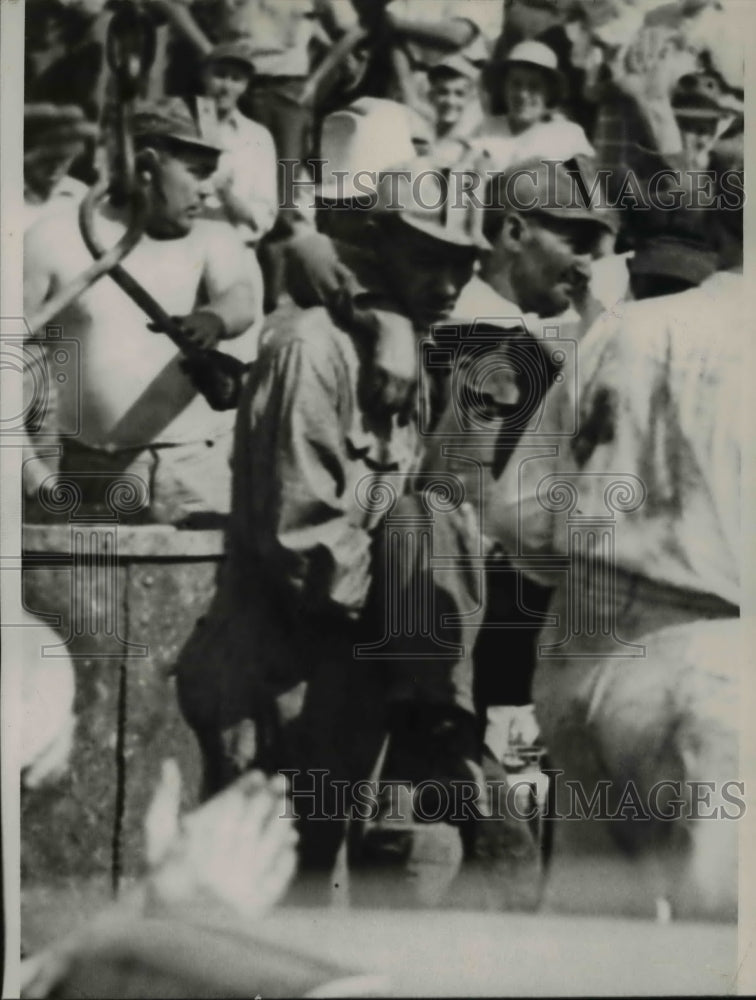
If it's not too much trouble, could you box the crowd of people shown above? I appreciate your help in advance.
[20,0,745,990]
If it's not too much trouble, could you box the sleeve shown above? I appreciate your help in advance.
[254,336,374,622]
[447,0,503,41]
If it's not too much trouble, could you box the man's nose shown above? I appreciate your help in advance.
[198,177,215,200]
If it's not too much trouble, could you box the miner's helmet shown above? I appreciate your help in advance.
[318,96,430,201]
[374,152,493,251]
[318,96,489,251]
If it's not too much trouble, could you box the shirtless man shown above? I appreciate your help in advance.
[23,99,261,524]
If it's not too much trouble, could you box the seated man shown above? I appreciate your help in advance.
[23,99,261,525]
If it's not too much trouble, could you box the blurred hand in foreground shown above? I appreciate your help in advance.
[144,761,298,922]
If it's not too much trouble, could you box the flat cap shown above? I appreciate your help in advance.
[487,156,617,233]
[24,103,98,150]
[131,98,222,155]
[205,38,259,72]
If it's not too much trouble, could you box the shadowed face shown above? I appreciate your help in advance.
[381,220,477,329]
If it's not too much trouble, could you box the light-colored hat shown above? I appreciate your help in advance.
[496,40,566,96]
[375,154,492,251]
[319,97,420,200]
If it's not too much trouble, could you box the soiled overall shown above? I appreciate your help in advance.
[176,301,486,877]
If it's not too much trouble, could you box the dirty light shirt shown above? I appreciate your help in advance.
[230,303,419,621]
[489,271,742,607]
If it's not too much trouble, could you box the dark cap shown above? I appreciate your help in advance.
[487,157,617,234]
[672,72,737,121]
[204,38,258,73]
[131,98,222,156]
[628,235,718,285]
[24,103,98,151]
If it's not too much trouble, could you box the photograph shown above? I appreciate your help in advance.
[1,0,753,996]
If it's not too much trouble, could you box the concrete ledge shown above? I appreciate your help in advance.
[23,522,227,560]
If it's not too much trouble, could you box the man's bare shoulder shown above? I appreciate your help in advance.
[192,217,245,247]
[24,201,81,249]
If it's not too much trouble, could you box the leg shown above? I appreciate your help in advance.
[151,434,234,525]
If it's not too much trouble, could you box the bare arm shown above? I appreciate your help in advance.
[199,223,261,338]
[385,12,477,51]
[151,0,213,56]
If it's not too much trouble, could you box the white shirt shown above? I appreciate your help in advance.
[490,271,743,607]
[24,203,261,449]
[197,103,278,245]
[472,114,594,173]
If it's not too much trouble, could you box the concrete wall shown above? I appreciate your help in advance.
[21,523,225,894]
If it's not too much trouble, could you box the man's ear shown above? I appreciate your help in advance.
[135,146,160,185]
[500,212,525,252]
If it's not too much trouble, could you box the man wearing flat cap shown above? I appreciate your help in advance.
[24,98,261,524]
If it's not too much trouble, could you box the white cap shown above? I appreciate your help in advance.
[501,40,560,73]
